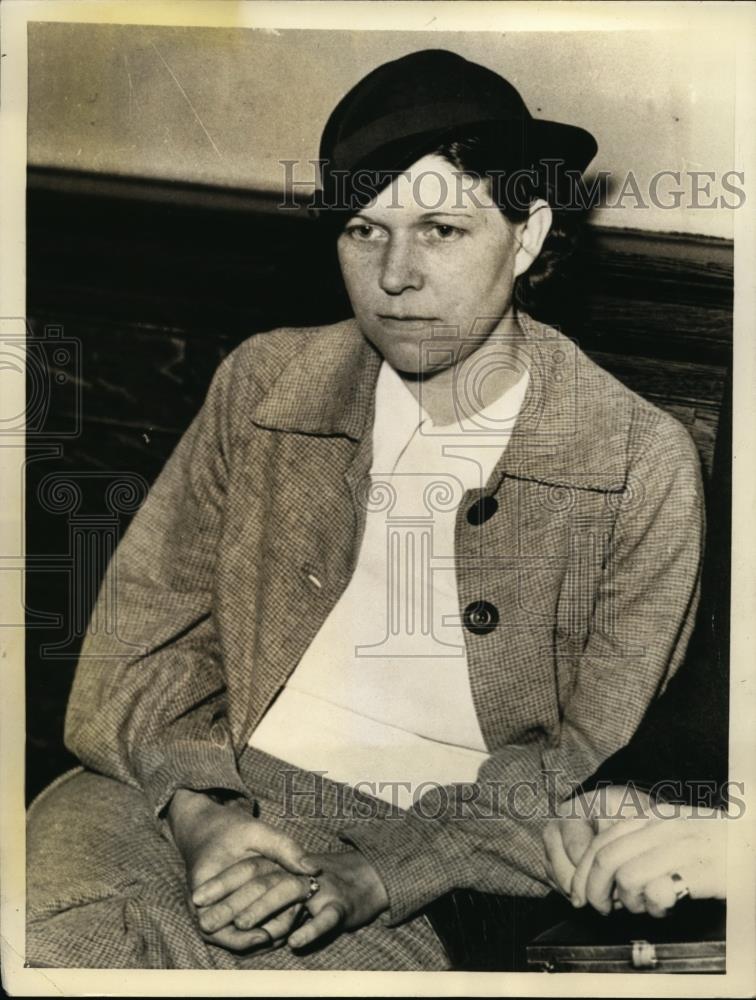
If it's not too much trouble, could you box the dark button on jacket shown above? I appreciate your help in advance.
[463,600,500,635]
[466,495,499,525]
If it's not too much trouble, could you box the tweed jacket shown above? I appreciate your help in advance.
[65,313,704,926]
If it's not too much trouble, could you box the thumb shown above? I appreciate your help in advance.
[561,818,595,868]
[242,820,321,875]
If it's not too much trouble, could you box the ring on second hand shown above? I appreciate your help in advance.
[669,871,691,902]
[304,874,320,901]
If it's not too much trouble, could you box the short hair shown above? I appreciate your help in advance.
[432,132,579,311]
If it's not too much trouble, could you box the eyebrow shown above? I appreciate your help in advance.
[350,210,474,223]
[420,211,473,219]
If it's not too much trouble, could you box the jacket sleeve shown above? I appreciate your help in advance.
[64,351,251,827]
[580,377,731,806]
[340,414,705,925]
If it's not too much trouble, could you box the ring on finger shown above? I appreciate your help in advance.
[669,871,691,902]
[303,874,320,901]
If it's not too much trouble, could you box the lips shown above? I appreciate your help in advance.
[377,314,437,326]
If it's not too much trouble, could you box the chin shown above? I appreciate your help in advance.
[359,329,414,372]
[361,331,447,377]
[380,345,439,377]
[382,354,418,376]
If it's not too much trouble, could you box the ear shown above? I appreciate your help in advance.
[513,199,553,279]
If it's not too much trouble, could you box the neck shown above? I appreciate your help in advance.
[398,311,525,426]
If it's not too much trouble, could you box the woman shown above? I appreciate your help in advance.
[27,49,704,970]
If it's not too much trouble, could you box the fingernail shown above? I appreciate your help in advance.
[289,934,303,949]
[298,856,321,873]
[247,930,269,946]
[193,889,209,906]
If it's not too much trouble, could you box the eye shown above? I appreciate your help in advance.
[343,223,387,242]
[425,223,465,243]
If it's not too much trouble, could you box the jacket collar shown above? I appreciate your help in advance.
[490,312,634,494]
[249,314,634,493]
[249,318,382,441]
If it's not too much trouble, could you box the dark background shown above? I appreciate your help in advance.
[25,167,733,804]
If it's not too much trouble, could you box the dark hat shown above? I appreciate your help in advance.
[317,48,597,210]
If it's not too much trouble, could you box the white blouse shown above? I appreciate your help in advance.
[249,358,529,808]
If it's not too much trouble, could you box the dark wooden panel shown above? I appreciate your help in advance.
[26,168,350,335]
[38,317,228,435]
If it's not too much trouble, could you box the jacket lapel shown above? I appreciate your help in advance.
[485,313,634,496]
[248,319,382,441]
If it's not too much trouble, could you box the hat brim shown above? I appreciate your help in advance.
[315,117,597,214]
[353,118,597,176]
[528,119,598,175]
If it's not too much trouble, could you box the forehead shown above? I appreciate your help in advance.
[364,153,495,216]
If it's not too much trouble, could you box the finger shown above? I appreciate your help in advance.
[543,821,577,896]
[243,823,320,876]
[571,818,654,907]
[615,842,691,914]
[204,907,302,952]
[192,857,278,906]
[614,835,722,913]
[233,874,312,931]
[201,923,277,952]
[584,822,675,914]
[561,818,596,869]
[636,874,677,918]
[288,901,344,949]
[259,903,303,942]
[198,872,282,934]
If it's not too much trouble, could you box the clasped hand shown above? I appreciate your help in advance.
[543,786,726,918]
[168,789,388,952]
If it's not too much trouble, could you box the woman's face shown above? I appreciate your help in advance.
[337,153,527,375]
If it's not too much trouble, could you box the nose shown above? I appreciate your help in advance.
[379,235,423,295]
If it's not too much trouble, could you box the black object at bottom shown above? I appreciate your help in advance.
[424,890,575,971]
[527,898,726,974]
[424,891,725,973]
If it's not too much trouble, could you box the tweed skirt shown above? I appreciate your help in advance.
[26,746,449,970]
